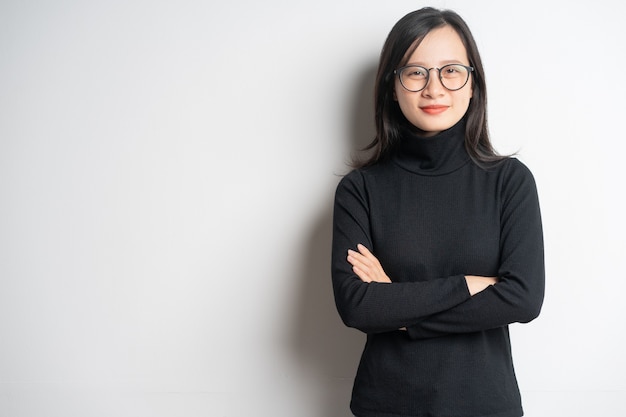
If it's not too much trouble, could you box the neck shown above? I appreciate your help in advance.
[393,119,470,176]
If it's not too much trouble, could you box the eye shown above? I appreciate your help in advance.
[404,67,427,79]
[441,65,466,79]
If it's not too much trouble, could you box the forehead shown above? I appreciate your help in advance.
[404,25,469,65]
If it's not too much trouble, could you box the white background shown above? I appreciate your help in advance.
[1,0,625,416]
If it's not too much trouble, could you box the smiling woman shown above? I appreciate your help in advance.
[331,7,545,417]
[394,25,474,137]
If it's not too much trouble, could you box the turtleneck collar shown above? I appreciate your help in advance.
[392,118,470,176]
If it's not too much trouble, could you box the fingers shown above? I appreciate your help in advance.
[347,244,390,283]
[347,248,371,268]
[347,249,372,282]
[465,275,498,296]
[352,266,371,283]
[355,244,380,266]
[347,245,376,267]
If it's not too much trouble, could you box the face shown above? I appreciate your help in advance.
[395,25,473,137]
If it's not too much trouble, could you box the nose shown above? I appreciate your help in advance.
[422,68,445,97]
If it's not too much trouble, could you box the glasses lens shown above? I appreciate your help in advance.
[439,64,470,91]
[400,66,428,92]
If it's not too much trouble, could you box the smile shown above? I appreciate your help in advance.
[420,105,449,115]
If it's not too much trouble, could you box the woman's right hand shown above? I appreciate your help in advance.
[464,275,497,296]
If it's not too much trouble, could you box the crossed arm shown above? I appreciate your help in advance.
[346,244,496,331]
[347,244,497,295]
[332,161,544,338]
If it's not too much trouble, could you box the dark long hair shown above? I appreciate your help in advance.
[354,7,506,168]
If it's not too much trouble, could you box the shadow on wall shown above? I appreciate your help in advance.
[290,63,378,417]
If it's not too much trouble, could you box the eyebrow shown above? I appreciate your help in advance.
[405,59,468,67]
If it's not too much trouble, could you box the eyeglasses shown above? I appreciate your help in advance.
[394,64,474,92]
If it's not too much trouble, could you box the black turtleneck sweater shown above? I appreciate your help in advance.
[331,120,544,417]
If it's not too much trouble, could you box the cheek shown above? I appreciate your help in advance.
[455,88,473,109]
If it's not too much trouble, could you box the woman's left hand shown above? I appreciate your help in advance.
[347,244,392,283]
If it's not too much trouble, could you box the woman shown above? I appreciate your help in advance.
[331,7,544,417]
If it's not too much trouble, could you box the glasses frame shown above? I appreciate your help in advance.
[394,64,475,92]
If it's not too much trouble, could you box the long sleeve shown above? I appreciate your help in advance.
[406,159,545,339]
[335,122,532,417]
[331,169,471,334]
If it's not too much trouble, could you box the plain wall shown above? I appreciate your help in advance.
[1,0,625,416]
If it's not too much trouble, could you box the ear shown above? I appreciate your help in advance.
[393,89,398,101]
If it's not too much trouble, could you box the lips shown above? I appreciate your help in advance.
[420,105,449,115]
